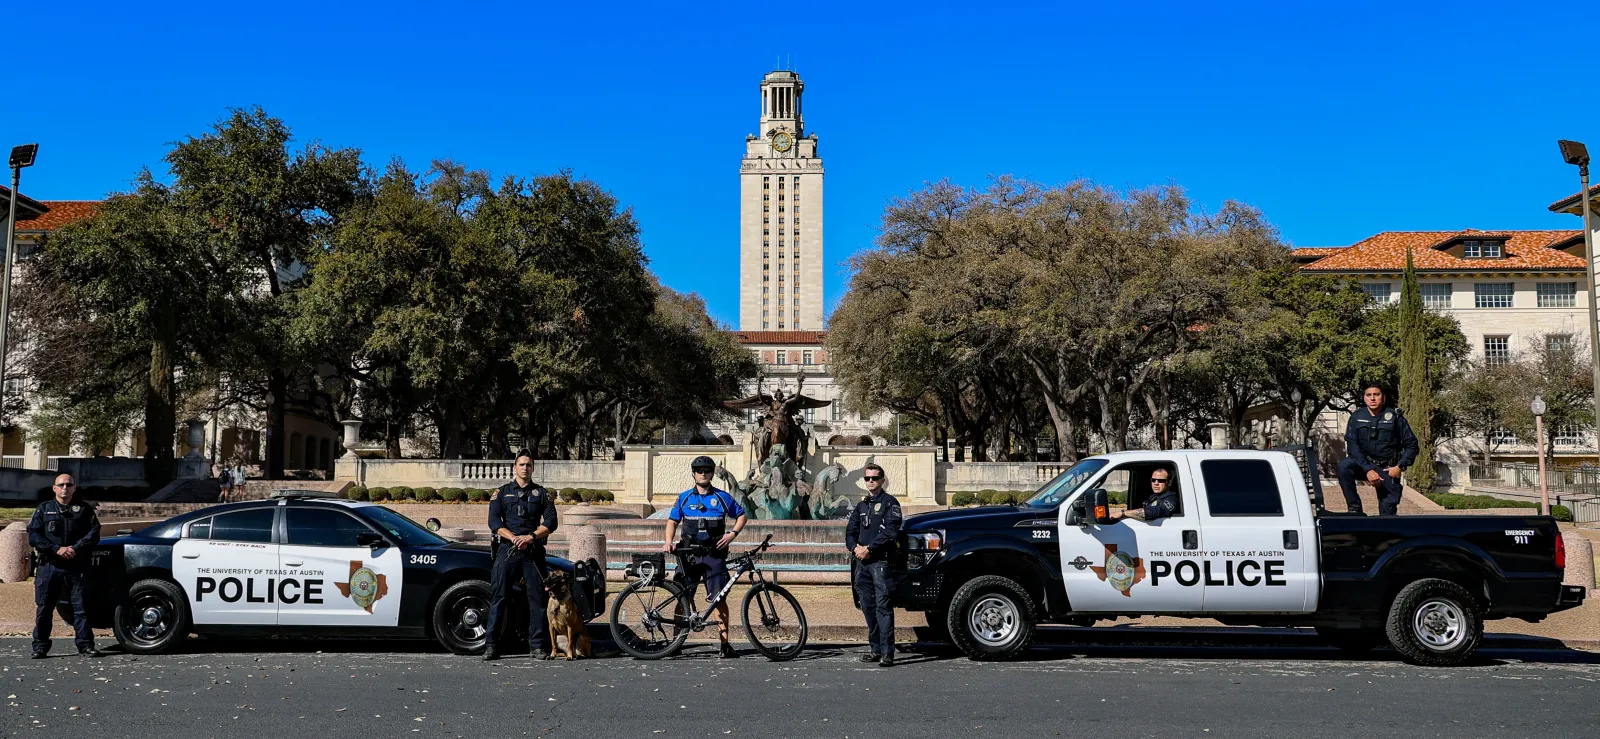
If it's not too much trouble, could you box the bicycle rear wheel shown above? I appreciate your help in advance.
[610,578,693,660]
[742,582,808,661]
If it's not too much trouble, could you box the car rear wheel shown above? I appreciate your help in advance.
[113,579,190,654]
[1385,578,1483,667]
[946,575,1035,661]
[433,580,491,655]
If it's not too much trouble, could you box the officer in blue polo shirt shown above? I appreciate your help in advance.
[663,455,747,658]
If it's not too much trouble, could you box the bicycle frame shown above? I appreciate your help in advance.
[649,556,764,630]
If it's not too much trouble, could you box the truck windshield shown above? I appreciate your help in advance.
[1023,459,1108,509]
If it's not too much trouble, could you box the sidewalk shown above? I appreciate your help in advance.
[4,580,1597,650]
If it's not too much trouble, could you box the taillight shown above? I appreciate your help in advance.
[1555,533,1566,571]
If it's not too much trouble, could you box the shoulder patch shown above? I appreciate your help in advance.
[490,490,499,501]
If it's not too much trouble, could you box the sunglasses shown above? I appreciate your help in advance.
[863,476,883,482]
[692,468,714,475]
[54,483,76,488]
[1151,478,1169,484]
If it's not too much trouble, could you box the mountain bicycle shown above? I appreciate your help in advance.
[609,533,808,661]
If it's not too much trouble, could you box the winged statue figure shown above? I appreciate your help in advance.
[721,374,832,466]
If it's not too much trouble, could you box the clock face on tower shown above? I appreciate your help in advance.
[772,131,794,153]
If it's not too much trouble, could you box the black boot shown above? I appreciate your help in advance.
[483,646,500,661]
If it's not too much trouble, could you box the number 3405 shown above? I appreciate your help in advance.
[409,554,438,565]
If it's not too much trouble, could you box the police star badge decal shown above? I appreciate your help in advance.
[335,560,388,613]
[1089,544,1146,596]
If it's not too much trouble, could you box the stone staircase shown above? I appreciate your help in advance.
[1317,479,1444,515]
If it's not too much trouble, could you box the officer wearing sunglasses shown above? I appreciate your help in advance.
[27,474,102,658]
[845,463,902,666]
[1113,470,1178,522]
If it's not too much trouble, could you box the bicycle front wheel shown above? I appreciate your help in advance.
[610,578,693,660]
[742,582,808,661]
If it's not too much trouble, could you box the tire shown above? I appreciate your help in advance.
[1384,578,1483,667]
[912,610,951,643]
[945,575,1035,661]
[1315,626,1385,654]
[742,583,808,661]
[113,579,190,655]
[610,578,692,660]
[432,580,491,655]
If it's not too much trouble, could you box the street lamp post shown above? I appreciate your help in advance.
[1557,140,1600,464]
[1,144,39,420]
[1532,394,1549,516]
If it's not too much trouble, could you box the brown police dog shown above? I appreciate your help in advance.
[545,570,592,660]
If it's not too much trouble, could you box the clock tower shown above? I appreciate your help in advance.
[740,70,823,331]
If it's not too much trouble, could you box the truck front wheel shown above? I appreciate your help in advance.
[1384,578,1483,667]
[946,576,1035,661]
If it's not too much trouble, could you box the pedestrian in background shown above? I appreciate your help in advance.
[846,463,901,666]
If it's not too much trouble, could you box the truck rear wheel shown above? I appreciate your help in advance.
[946,576,1035,661]
[1384,578,1483,667]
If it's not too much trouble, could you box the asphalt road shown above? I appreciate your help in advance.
[3,637,1599,738]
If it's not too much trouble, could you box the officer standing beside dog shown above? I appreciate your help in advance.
[1336,383,1419,516]
[663,455,747,658]
[27,473,102,659]
[484,451,558,661]
[846,463,901,667]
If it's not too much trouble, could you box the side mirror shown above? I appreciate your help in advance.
[1068,498,1087,526]
[1087,488,1111,525]
[356,532,387,549]
[425,517,442,532]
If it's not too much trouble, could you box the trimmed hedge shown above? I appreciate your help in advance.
[346,485,369,501]
[390,486,415,501]
[466,488,488,502]
[1426,493,1573,522]
[414,486,439,502]
[951,491,977,507]
[368,487,391,502]
[440,487,464,502]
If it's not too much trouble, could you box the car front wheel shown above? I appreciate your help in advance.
[433,580,492,655]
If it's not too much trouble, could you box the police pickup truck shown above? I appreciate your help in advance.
[893,449,1586,666]
[76,494,604,655]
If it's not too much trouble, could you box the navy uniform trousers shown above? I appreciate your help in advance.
[34,563,94,653]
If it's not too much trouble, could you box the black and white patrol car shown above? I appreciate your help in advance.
[78,493,605,655]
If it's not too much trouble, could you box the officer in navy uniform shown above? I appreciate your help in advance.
[27,473,102,659]
[1113,469,1178,522]
[483,451,558,660]
[663,455,747,658]
[845,463,901,666]
[1337,383,1419,516]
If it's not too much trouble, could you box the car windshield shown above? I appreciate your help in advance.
[1023,459,1109,509]
[355,505,449,547]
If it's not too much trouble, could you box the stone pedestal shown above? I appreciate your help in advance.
[1208,423,1229,450]
[1563,533,1595,591]
[0,522,31,583]
[342,420,362,459]
[566,526,608,570]
[176,419,209,480]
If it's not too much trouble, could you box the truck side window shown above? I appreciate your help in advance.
[1200,459,1284,516]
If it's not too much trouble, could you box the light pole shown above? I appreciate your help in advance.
[1557,140,1600,464]
[1,143,39,421]
[1532,394,1549,516]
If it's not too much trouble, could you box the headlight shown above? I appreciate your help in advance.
[905,531,945,551]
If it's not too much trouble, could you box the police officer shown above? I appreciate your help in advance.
[27,473,102,659]
[845,463,901,666]
[1337,383,1419,516]
[1112,468,1178,522]
[483,451,558,661]
[663,455,747,658]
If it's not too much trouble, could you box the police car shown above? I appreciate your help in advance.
[80,493,605,655]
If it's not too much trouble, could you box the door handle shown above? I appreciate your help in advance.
[283,561,304,567]
[1283,530,1300,550]
[1183,530,1199,550]
[180,554,200,559]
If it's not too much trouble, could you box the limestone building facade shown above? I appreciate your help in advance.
[739,70,824,332]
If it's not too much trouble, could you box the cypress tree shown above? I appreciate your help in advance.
[1398,247,1435,492]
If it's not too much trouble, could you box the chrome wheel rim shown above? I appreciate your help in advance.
[1413,599,1467,651]
[968,595,1017,647]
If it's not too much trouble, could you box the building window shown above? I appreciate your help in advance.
[831,402,843,422]
[1463,240,1504,259]
[1361,283,1392,303]
[776,351,787,364]
[1537,282,1577,308]
[802,351,813,365]
[1490,427,1517,445]
[805,407,815,423]
[1548,333,1573,354]
[763,321,769,329]
[1556,425,1587,448]
[762,298,768,306]
[1484,336,1511,366]
[778,322,785,329]
[762,310,768,317]
[1420,283,1452,310]
[1475,283,1515,308]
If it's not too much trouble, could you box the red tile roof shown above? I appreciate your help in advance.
[1301,230,1585,272]
[735,330,827,345]
[1548,184,1600,213]
[17,200,101,232]
[1292,247,1346,257]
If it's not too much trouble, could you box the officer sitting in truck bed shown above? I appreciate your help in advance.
[1337,383,1418,516]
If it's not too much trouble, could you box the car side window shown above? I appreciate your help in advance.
[1200,459,1284,516]
[286,507,377,548]
[209,509,277,543]
[184,517,212,540]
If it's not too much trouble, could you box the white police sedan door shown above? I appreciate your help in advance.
[277,505,404,627]
[1056,459,1206,614]
[171,507,280,625]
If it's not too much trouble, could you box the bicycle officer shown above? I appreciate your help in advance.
[663,455,748,658]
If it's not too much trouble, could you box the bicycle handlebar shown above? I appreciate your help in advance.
[673,533,774,561]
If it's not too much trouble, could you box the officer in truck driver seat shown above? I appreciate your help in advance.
[1112,469,1178,522]
[663,455,748,658]
[1337,383,1419,516]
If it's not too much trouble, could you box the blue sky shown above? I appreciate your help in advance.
[4,1,1597,326]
